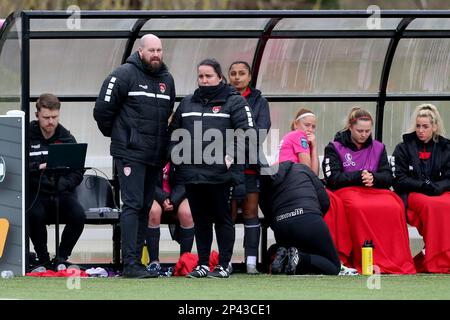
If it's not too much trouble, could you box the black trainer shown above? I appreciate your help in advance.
[207,265,230,279]
[186,265,209,278]
[286,247,300,275]
[271,247,288,274]
[123,263,159,279]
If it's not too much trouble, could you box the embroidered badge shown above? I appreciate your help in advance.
[212,106,221,113]
[124,167,131,176]
[300,137,309,149]
[159,83,166,93]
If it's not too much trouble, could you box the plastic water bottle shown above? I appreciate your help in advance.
[362,240,374,275]
[1,270,14,279]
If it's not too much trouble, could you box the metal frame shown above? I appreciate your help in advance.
[3,9,450,268]
[10,10,450,139]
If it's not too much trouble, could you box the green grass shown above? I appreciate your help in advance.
[1,274,450,300]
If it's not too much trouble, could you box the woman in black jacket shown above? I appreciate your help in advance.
[392,103,450,273]
[259,161,340,275]
[169,58,255,278]
[228,61,271,274]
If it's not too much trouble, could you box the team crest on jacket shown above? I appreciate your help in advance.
[159,83,166,93]
[212,106,221,113]
[124,167,131,176]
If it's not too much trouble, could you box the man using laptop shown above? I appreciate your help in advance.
[28,93,85,271]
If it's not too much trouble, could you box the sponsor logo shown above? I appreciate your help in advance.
[31,144,40,149]
[212,106,221,114]
[276,208,304,222]
[124,167,131,176]
[159,83,166,93]
[139,84,148,90]
[343,153,356,167]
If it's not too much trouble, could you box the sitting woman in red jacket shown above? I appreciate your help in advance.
[322,107,415,274]
[393,103,450,273]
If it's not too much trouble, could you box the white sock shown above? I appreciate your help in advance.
[247,256,257,266]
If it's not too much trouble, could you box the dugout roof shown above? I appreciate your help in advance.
[1,10,450,181]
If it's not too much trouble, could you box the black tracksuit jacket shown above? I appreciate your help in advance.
[392,132,450,198]
[259,161,330,226]
[168,84,255,185]
[94,51,176,166]
[29,121,83,195]
[322,130,392,190]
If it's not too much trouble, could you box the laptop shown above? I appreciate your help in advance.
[46,143,88,170]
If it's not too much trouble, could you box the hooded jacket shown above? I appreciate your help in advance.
[29,121,83,195]
[259,161,329,225]
[94,51,175,166]
[322,129,392,190]
[392,132,450,197]
[168,83,255,185]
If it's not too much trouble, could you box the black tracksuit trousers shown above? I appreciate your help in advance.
[185,183,234,269]
[272,213,341,275]
[28,193,85,262]
[115,158,159,267]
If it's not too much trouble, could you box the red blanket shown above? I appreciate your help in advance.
[324,189,352,266]
[173,250,219,276]
[334,186,416,274]
[407,192,450,273]
[26,268,88,277]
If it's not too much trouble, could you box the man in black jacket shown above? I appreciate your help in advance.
[28,93,85,270]
[94,34,176,278]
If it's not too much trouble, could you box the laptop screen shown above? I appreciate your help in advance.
[46,143,87,170]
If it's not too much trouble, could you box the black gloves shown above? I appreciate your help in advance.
[422,180,444,196]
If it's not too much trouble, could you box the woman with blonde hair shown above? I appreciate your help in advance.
[322,106,415,274]
[393,103,450,273]
[278,108,319,175]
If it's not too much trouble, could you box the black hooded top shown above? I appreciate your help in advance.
[259,161,330,225]
[94,51,176,166]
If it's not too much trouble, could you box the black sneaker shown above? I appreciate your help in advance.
[286,247,300,275]
[207,265,230,279]
[186,265,209,278]
[123,263,159,279]
[52,257,73,272]
[271,247,288,274]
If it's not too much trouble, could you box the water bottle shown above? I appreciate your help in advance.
[361,240,374,276]
[1,270,14,279]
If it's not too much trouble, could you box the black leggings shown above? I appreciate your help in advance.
[272,213,340,275]
[185,183,234,268]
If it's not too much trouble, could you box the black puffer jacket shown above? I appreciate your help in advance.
[169,83,255,185]
[29,121,83,195]
[259,161,330,225]
[94,51,175,166]
[392,132,450,198]
[322,130,392,190]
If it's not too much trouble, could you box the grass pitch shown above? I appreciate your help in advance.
[1,274,449,300]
